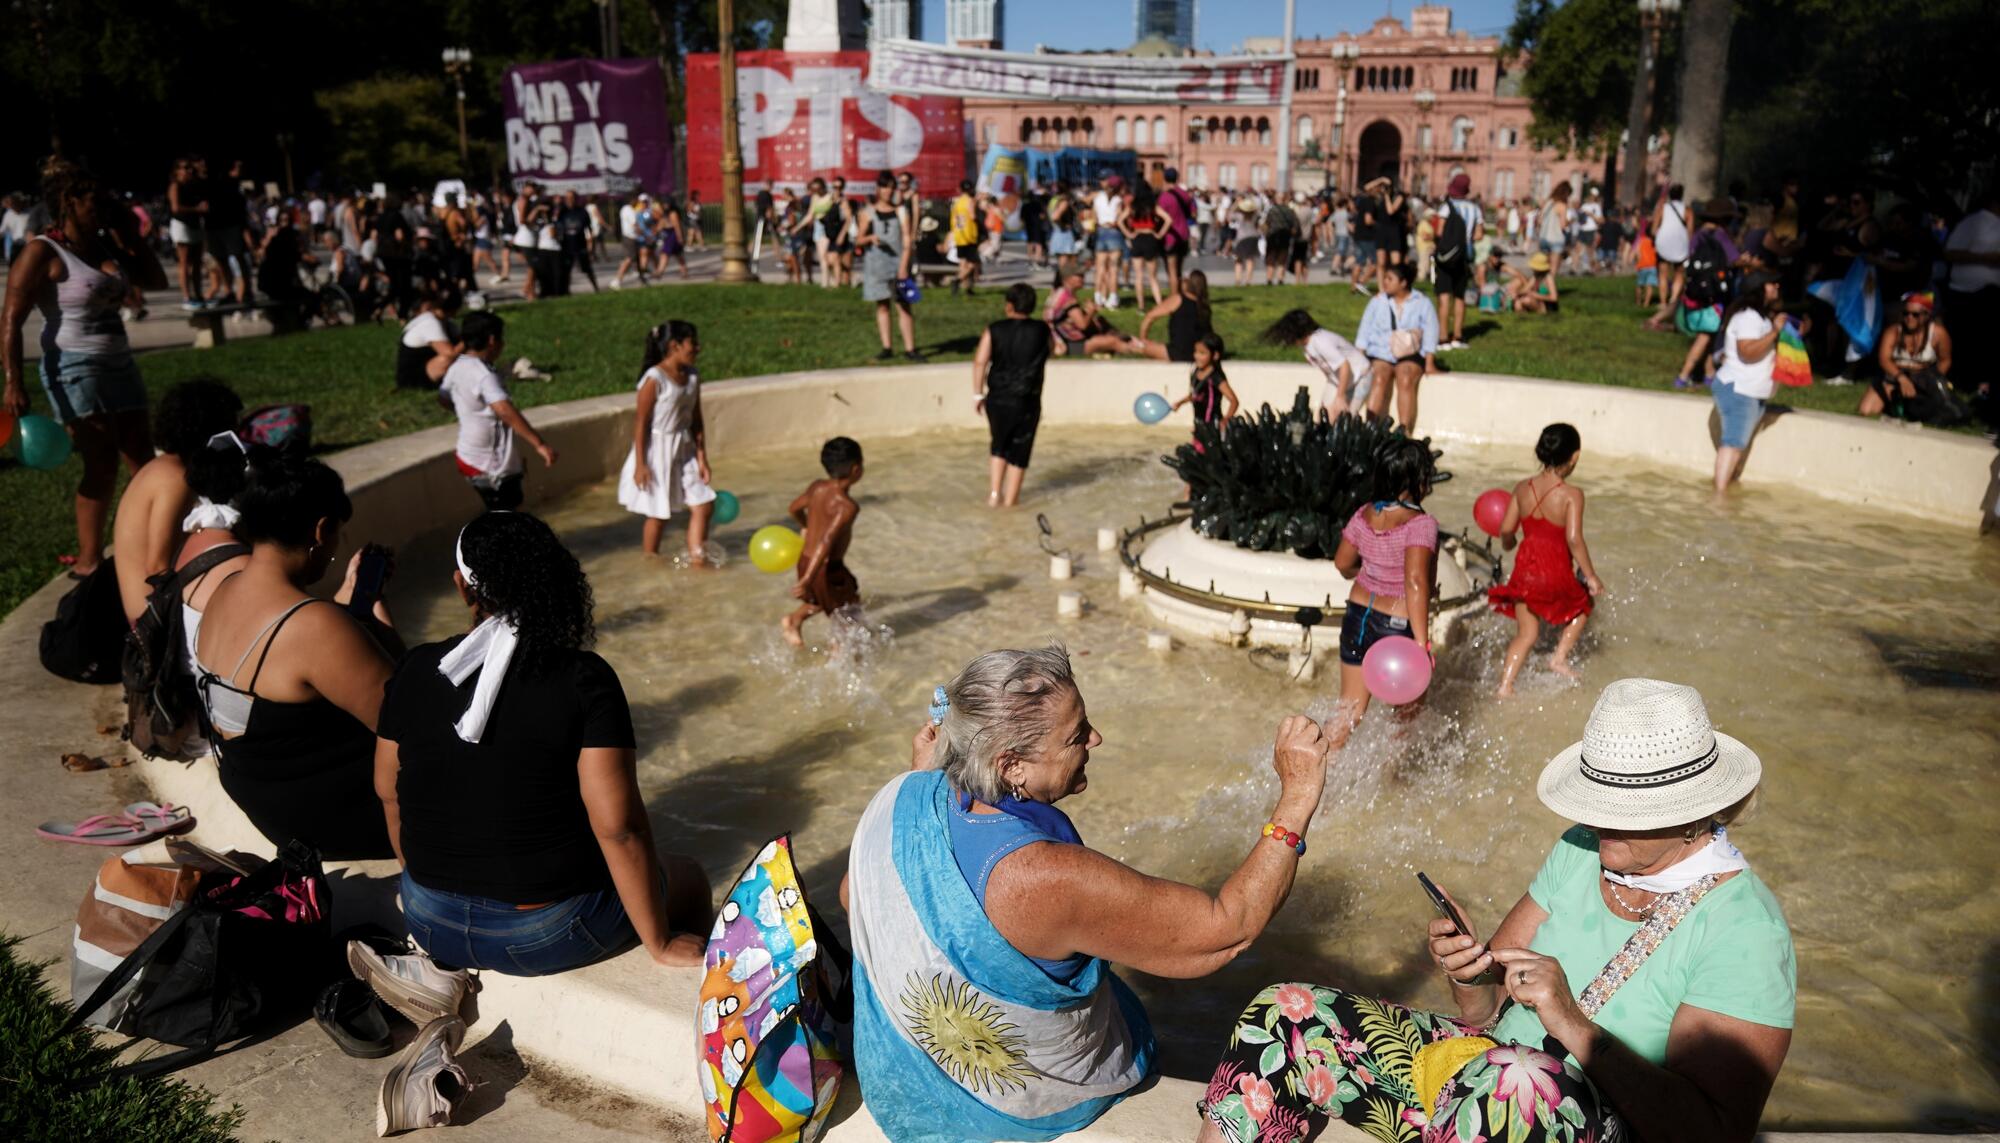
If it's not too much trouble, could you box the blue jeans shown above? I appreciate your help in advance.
[1712,379,1765,449]
[1339,600,1410,666]
[400,871,638,977]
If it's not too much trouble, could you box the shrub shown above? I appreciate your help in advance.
[1161,386,1449,558]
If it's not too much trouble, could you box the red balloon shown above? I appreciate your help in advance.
[1473,489,1511,537]
[0,411,13,449]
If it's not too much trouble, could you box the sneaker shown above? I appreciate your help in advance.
[376,1016,469,1137]
[347,940,469,1027]
[315,978,396,1059]
[1672,376,1692,390]
[1823,376,1856,387]
[874,347,895,361]
[1351,283,1373,297]
[903,350,925,362]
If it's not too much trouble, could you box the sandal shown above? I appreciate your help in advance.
[36,803,195,846]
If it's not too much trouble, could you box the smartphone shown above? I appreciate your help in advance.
[1417,871,1474,939]
[350,546,387,614]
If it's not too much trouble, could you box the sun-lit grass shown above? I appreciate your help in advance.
[0,274,1862,614]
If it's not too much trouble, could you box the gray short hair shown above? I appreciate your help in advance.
[932,645,1076,804]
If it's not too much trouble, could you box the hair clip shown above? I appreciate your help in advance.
[206,429,248,454]
[928,685,950,726]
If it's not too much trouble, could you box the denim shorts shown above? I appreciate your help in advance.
[1339,602,1410,666]
[400,871,638,977]
[1711,379,1765,449]
[1096,229,1128,255]
[1357,239,1379,262]
[41,349,147,425]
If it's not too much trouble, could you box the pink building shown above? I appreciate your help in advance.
[964,5,1585,202]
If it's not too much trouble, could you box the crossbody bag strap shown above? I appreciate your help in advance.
[1574,871,1725,1018]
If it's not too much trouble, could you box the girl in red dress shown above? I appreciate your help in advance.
[1489,423,1604,696]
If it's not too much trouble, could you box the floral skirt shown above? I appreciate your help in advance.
[1198,984,1626,1143]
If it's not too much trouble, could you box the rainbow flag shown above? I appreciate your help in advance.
[1774,315,1812,387]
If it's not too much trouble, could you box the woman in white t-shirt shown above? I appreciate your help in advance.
[1710,271,1791,495]
[1262,308,1373,418]
[1091,176,1127,309]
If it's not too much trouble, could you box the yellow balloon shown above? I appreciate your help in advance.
[749,525,804,574]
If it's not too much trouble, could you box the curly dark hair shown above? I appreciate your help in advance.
[457,511,595,664]
[1261,307,1322,347]
[153,379,243,456]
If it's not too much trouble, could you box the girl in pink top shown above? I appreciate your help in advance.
[1329,438,1438,741]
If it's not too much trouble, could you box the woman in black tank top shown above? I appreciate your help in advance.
[1136,268,1212,362]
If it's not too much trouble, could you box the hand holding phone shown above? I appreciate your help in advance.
[347,545,389,617]
[1419,872,1493,986]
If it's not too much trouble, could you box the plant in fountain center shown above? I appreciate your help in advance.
[1161,387,1449,559]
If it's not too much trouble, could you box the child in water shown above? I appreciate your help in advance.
[782,437,865,647]
[1328,436,1439,745]
[1262,307,1370,419]
[616,320,717,565]
[1170,332,1238,443]
[1489,422,1603,696]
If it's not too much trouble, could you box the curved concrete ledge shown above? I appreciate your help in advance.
[7,362,1996,1141]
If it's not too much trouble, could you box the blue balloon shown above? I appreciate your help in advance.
[17,414,71,470]
[1134,392,1171,425]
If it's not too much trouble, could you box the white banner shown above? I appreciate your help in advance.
[867,39,1291,106]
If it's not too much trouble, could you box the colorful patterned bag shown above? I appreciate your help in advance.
[697,835,849,1143]
[1773,316,1813,387]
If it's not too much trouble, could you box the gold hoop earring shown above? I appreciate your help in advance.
[1683,825,1703,843]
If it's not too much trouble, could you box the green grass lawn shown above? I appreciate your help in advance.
[0,935,244,1142]
[0,275,1863,615]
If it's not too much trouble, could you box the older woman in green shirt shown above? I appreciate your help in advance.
[1197,678,1794,1143]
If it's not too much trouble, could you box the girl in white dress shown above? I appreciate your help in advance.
[616,321,717,564]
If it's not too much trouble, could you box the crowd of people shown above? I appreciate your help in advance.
[13,140,2000,1141]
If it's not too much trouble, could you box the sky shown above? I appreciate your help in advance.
[911,0,1521,54]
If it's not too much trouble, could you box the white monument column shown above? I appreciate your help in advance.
[786,0,867,51]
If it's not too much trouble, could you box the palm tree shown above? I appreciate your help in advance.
[1670,0,1732,200]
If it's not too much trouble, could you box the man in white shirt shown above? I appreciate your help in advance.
[0,195,28,264]
[437,311,557,510]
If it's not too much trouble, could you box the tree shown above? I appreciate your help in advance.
[1507,0,1656,158]
[1669,0,1732,199]
[316,76,467,189]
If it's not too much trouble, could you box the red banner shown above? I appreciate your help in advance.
[684,52,964,201]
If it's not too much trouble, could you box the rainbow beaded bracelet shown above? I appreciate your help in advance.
[1262,822,1306,856]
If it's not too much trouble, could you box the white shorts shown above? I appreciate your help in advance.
[169,219,194,246]
[1322,372,1375,413]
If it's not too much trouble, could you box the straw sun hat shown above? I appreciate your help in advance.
[1538,679,1762,831]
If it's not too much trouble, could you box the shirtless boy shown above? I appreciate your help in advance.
[782,437,864,647]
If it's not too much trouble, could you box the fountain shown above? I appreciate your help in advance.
[1124,388,1498,656]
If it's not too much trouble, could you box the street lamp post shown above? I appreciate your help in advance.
[1331,42,1359,190]
[442,47,473,174]
[1274,0,1299,194]
[1413,88,1436,195]
[1619,0,1680,208]
[716,0,756,283]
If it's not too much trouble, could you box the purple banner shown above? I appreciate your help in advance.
[502,58,675,196]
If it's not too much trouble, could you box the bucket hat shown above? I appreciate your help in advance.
[1538,678,1761,830]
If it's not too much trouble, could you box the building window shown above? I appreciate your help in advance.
[1114,117,1129,145]
[1189,119,1205,144]
[1418,124,1432,152]
[1493,169,1515,199]
[1256,116,1271,145]
[1189,162,1207,187]
[1020,118,1034,144]
[1219,162,1238,187]
[1450,116,1474,153]
[1496,125,1519,149]
[1154,116,1168,144]
[1251,163,1269,189]
[1296,115,1315,147]
[1134,117,1150,146]
[1532,169,1551,200]
[1226,117,1242,145]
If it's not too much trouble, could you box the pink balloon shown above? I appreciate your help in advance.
[1362,635,1433,706]
[1473,489,1511,537]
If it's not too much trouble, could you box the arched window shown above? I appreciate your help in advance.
[1114,117,1130,145]
[1153,116,1169,144]
[1188,119,1205,143]
[1493,168,1515,199]
[1418,124,1432,152]
[1250,163,1269,188]
[1450,116,1474,152]
[1134,118,1150,146]
[1256,116,1272,145]
[1532,168,1551,200]
[1227,118,1242,145]
[1296,115,1315,147]
[1189,162,1207,187]
[1020,117,1034,143]
[1219,162,1238,187]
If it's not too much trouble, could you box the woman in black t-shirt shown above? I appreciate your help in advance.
[374,511,712,976]
[972,283,1061,508]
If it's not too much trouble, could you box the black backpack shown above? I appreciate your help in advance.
[122,543,249,760]
[1683,229,1735,306]
[39,558,126,685]
[1436,200,1470,265]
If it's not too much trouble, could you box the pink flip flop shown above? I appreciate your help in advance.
[36,803,195,846]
